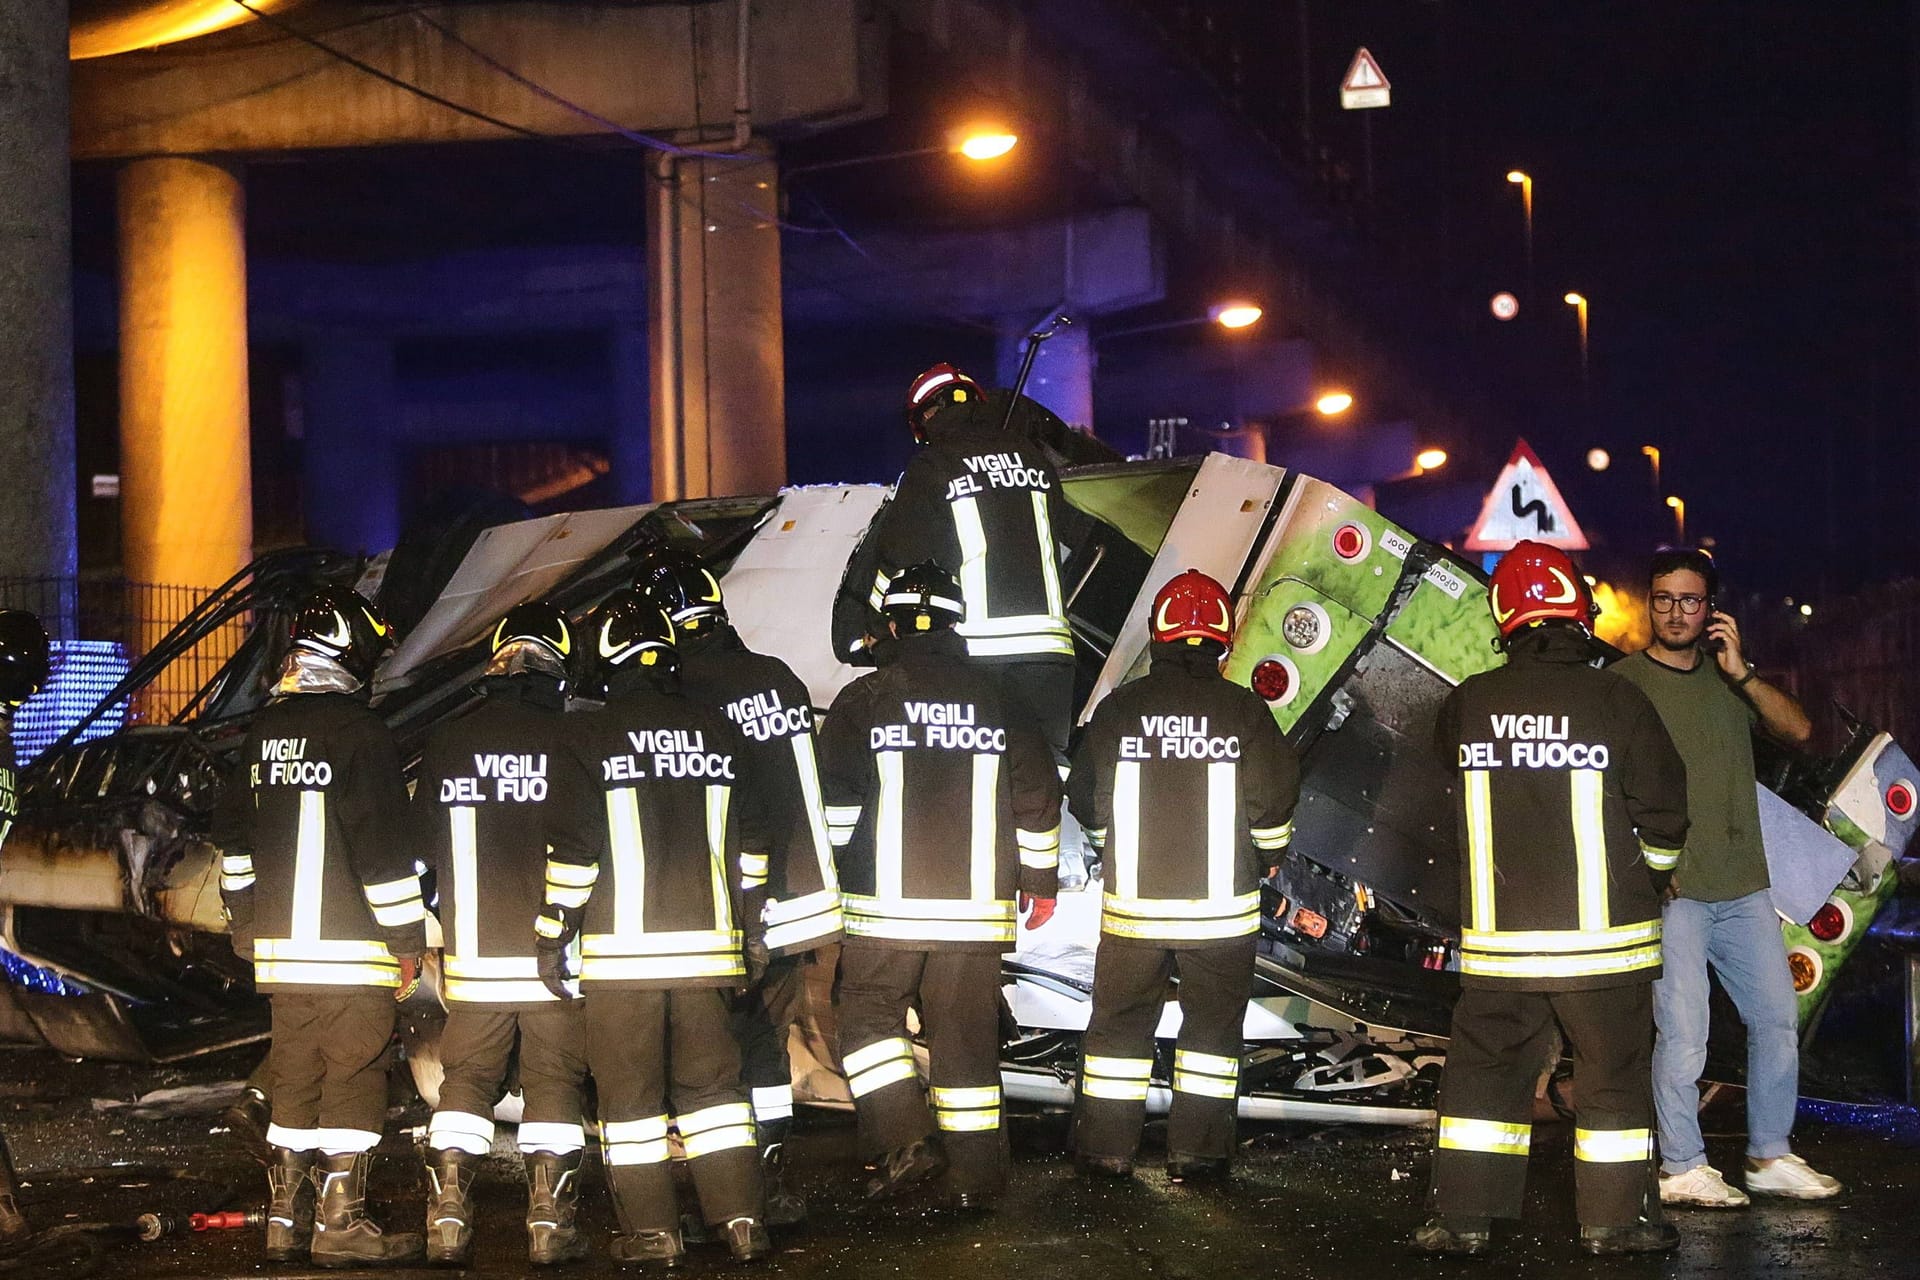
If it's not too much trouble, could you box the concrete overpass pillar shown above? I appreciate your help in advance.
[0,3,78,583]
[647,144,785,499]
[302,336,399,554]
[116,157,254,597]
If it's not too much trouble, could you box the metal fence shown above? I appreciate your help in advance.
[0,576,240,740]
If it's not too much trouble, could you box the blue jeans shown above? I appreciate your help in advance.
[1652,889,1799,1173]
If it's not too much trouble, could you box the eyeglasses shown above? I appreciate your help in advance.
[1650,593,1707,615]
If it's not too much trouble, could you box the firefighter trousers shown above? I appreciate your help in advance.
[835,944,1006,1196]
[1074,936,1255,1162]
[428,1003,589,1156]
[732,957,806,1144]
[1428,982,1659,1228]
[264,989,395,1154]
[997,658,1075,764]
[586,986,762,1233]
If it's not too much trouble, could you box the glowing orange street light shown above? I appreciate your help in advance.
[957,129,1019,161]
[1210,302,1264,330]
[1507,170,1534,296]
[1666,494,1686,544]
[1315,390,1355,416]
[1415,448,1449,472]
[1641,444,1662,493]
[1564,291,1590,388]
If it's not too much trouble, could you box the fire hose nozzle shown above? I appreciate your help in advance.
[191,1210,262,1232]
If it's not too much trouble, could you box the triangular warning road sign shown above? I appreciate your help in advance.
[1341,47,1391,110]
[1463,439,1590,553]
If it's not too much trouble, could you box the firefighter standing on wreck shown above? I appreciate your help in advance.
[215,587,429,1267]
[0,610,49,1245]
[1414,541,1690,1258]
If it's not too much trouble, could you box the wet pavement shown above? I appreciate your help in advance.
[1,1044,1914,1278]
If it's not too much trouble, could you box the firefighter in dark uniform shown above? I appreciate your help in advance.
[1414,541,1690,1258]
[215,586,428,1267]
[0,610,49,1244]
[818,561,1062,1210]
[415,602,591,1266]
[535,591,774,1267]
[638,553,842,1225]
[834,365,1076,759]
[1067,571,1300,1180]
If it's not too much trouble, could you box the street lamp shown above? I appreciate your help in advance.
[1665,495,1686,544]
[1641,444,1661,494]
[1587,448,1611,471]
[784,126,1020,179]
[1564,292,1590,390]
[1315,390,1354,416]
[1415,448,1449,473]
[1507,171,1534,299]
[1209,302,1264,330]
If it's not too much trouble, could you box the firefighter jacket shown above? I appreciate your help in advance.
[677,623,843,956]
[215,692,428,992]
[817,629,1062,951]
[412,679,588,1008]
[1433,626,1690,992]
[1068,643,1302,946]
[538,674,771,990]
[844,412,1072,664]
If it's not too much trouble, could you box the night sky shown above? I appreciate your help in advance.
[1294,0,1916,599]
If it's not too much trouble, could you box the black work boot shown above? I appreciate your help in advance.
[762,1141,807,1227]
[1074,1152,1134,1179]
[0,1133,31,1246]
[311,1151,425,1268]
[220,1086,274,1166]
[863,1137,947,1200]
[1579,1218,1680,1256]
[720,1215,773,1262]
[263,1145,315,1263]
[607,1164,685,1269]
[423,1147,479,1265]
[524,1150,590,1266]
[1165,1153,1229,1184]
[1410,1215,1493,1257]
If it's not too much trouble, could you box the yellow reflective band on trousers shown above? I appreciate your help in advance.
[1464,770,1495,932]
[604,1115,671,1166]
[1570,768,1609,931]
[931,1085,1001,1133]
[220,854,255,892]
[677,1102,757,1158]
[1251,820,1293,850]
[1081,1055,1152,1102]
[845,1037,917,1098]
[1437,1116,1532,1156]
[1574,1127,1652,1163]
[1172,1049,1240,1099]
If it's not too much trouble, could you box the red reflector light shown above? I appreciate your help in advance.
[1251,658,1291,702]
[1332,523,1368,560]
[1291,908,1328,939]
[1888,781,1915,818]
[1807,903,1847,943]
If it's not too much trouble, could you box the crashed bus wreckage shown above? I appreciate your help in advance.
[3,444,1915,1128]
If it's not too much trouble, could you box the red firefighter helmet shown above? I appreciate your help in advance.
[1488,540,1593,638]
[1150,570,1234,647]
[905,362,985,443]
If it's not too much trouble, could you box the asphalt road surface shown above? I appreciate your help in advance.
[0,1045,1913,1278]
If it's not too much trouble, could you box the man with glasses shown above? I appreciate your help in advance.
[1613,549,1838,1207]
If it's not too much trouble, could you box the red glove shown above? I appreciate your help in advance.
[394,954,422,1003]
[1019,892,1056,931]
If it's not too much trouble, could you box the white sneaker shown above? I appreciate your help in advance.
[1660,1164,1751,1209]
[1744,1153,1842,1200]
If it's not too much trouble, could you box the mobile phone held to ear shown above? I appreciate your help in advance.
[1701,599,1725,654]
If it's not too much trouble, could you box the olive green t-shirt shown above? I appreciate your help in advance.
[1611,650,1768,902]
